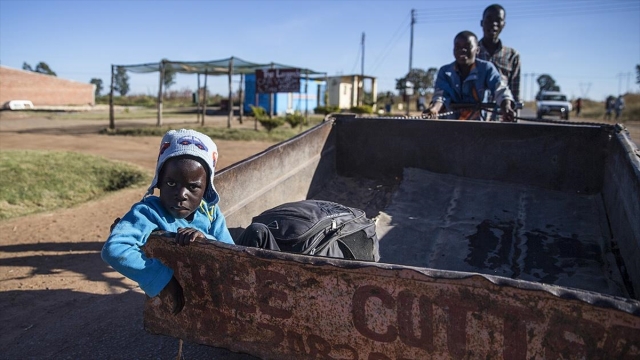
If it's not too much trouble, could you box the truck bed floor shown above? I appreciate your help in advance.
[314,168,629,298]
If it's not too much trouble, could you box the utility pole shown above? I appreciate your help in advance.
[617,72,625,95]
[579,82,592,98]
[523,73,528,103]
[361,32,365,107]
[530,73,536,101]
[406,8,415,115]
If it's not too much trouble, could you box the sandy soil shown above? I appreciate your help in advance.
[0,110,638,358]
[0,113,272,359]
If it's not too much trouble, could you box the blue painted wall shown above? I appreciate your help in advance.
[244,74,326,115]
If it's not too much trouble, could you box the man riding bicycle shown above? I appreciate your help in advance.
[424,31,516,122]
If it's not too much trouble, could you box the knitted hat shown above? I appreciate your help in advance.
[146,129,220,204]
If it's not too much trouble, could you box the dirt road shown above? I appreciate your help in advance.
[0,113,269,359]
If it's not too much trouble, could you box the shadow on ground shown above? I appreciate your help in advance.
[0,241,258,359]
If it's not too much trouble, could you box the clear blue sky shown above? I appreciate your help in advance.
[1,0,638,101]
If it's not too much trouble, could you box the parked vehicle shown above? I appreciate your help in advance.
[3,100,34,110]
[536,90,572,120]
[143,114,640,359]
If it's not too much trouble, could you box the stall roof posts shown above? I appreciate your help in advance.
[157,60,165,127]
[108,57,326,130]
[109,65,115,130]
[228,57,234,128]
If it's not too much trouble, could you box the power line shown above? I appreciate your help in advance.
[350,41,361,74]
[579,83,592,98]
[369,13,411,74]
[413,2,638,23]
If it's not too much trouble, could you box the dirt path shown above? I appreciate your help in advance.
[0,114,271,358]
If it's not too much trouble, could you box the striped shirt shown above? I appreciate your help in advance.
[478,39,521,102]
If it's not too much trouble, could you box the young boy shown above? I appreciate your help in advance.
[478,4,521,104]
[424,31,516,122]
[102,129,234,314]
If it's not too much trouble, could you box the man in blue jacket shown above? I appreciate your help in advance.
[424,31,515,122]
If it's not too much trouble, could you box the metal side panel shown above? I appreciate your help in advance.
[602,129,640,296]
[333,115,610,194]
[143,234,640,360]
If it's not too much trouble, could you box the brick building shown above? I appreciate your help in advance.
[0,65,95,107]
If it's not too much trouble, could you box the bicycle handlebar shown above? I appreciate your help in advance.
[447,102,524,110]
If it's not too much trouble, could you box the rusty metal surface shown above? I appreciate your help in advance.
[143,234,640,360]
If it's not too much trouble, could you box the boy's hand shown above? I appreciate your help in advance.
[501,100,516,122]
[109,217,121,232]
[159,275,184,315]
[175,227,206,246]
[423,102,443,119]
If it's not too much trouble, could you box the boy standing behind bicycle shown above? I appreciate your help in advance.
[478,4,521,105]
[424,31,515,122]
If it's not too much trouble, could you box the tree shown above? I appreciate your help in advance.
[34,62,56,76]
[535,74,560,99]
[162,59,176,91]
[395,68,438,95]
[90,78,103,97]
[636,64,639,84]
[22,62,33,71]
[114,67,130,96]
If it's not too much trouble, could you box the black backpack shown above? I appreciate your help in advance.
[251,200,380,262]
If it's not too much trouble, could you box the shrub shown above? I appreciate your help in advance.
[250,105,268,119]
[285,112,306,129]
[314,105,340,115]
[350,105,374,114]
[258,117,285,132]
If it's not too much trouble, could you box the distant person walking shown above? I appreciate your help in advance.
[385,92,394,114]
[615,95,625,120]
[478,4,520,120]
[604,95,615,120]
[575,98,582,116]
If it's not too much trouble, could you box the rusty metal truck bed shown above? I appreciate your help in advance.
[144,115,640,359]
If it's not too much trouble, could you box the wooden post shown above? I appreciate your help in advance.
[109,65,115,130]
[157,60,165,127]
[239,73,244,124]
[201,69,208,126]
[255,88,259,131]
[228,57,233,129]
[305,70,309,124]
[269,62,275,118]
[196,73,201,123]
[324,74,329,107]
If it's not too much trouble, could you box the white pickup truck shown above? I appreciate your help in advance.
[536,90,572,120]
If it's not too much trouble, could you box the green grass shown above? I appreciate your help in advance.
[0,150,149,220]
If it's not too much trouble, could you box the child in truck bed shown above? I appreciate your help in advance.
[102,129,234,314]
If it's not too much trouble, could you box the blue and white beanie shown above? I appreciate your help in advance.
[146,129,220,204]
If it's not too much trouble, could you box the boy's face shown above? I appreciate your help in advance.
[481,8,506,43]
[454,34,478,67]
[158,157,208,219]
